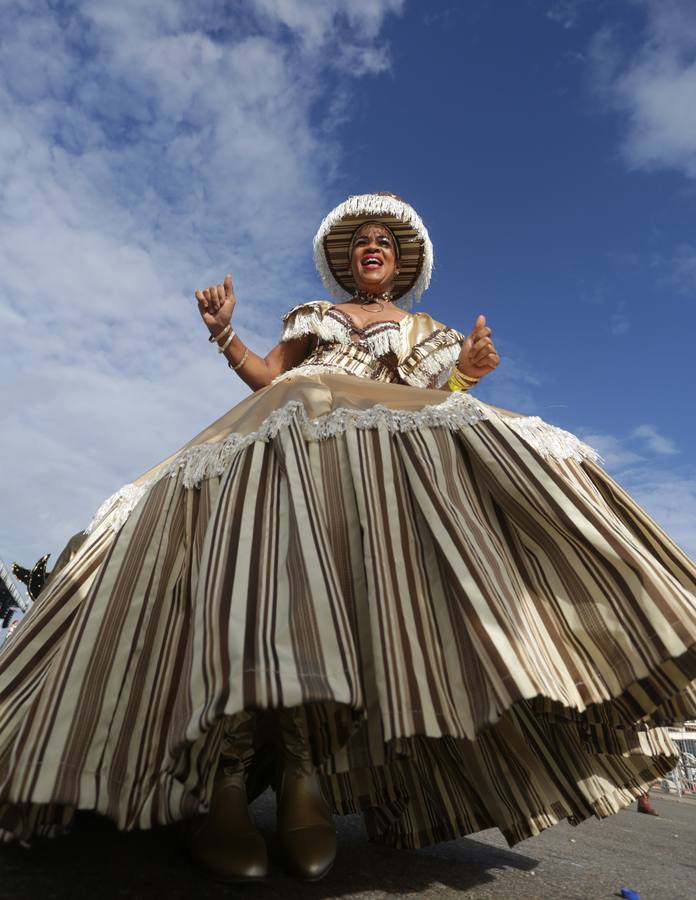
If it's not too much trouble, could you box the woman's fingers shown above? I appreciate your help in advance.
[472,325,492,340]
[195,290,210,319]
[195,276,235,325]
[479,351,500,370]
[206,285,220,314]
[471,337,495,363]
[475,347,499,366]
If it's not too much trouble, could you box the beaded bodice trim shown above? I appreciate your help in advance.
[280,301,465,388]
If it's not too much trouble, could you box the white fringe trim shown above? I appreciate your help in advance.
[85,394,599,534]
[281,303,345,345]
[281,303,408,359]
[363,325,403,359]
[86,483,150,535]
[401,340,462,389]
[503,417,602,464]
[313,194,434,304]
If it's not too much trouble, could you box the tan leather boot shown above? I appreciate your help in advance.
[187,711,268,882]
[276,707,337,882]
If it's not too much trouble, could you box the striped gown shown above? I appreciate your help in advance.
[1,302,695,848]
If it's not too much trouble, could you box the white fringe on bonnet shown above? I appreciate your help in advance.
[86,392,600,535]
[313,193,434,305]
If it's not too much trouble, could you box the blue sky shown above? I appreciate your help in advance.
[1,0,695,585]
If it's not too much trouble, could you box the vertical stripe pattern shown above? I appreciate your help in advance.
[0,380,694,848]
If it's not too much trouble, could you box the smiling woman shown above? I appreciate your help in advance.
[1,193,695,885]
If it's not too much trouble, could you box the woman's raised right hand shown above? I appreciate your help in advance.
[195,273,237,336]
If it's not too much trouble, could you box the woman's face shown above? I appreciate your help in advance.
[349,223,399,295]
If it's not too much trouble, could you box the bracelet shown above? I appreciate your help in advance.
[229,346,249,371]
[209,324,232,343]
[448,366,480,392]
[453,365,479,384]
[448,372,470,393]
[218,332,235,353]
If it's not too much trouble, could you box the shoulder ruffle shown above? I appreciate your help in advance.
[280,301,341,343]
[398,326,465,388]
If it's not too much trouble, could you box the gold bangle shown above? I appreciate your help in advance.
[209,323,231,343]
[448,372,471,393]
[448,366,480,392]
[230,346,249,372]
[218,332,235,353]
[453,365,479,385]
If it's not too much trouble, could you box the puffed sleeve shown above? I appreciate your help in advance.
[397,316,465,388]
[279,300,333,342]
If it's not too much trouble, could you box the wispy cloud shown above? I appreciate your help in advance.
[632,423,680,455]
[578,431,644,469]
[672,243,696,295]
[0,0,404,566]
[610,299,630,334]
[589,0,696,180]
[578,422,694,555]
[622,466,696,558]
[546,0,584,30]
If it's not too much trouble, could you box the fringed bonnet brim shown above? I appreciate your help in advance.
[313,192,434,305]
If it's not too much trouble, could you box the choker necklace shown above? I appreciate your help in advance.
[354,289,393,305]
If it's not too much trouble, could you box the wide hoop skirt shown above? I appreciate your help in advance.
[1,374,695,847]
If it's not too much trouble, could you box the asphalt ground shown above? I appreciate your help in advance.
[1,791,694,899]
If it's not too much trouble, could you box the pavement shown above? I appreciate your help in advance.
[1,791,694,900]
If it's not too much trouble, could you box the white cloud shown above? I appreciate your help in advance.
[632,423,680,455]
[621,467,696,559]
[546,1,583,30]
[0,0,404,567]
[577,423,695,556]
[577,432,644,469]
[589,0,696,179]
[672,244,696,294]
[611,299,630,334]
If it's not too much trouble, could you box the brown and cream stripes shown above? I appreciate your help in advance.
[0,374,694,847]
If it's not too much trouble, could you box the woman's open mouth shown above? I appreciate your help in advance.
[361,256,383,270]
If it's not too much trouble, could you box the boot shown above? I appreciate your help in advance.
[637,791,659,816]
[187,711,268,882]
[276,706,337,882]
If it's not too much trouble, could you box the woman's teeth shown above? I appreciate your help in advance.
[362,257,382,268]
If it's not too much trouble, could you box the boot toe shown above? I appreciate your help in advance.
[191,830,269,883]
[186,813,269,883]
[281,823,337,882]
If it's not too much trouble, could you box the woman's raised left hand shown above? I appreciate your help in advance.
[457,314,500,379]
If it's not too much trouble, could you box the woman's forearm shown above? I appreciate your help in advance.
[219,332,274,391]
[210,325,311,391]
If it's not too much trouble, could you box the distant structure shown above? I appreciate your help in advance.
[0,559,29,628]
[13,554,51,602]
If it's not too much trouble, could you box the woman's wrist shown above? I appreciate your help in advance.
[456,356,479,379]
[448,365,480,393]
[208,319,232,340]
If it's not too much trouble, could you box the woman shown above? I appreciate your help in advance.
[0,193,694,885]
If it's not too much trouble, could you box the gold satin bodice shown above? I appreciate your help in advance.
[277,301,465,389]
